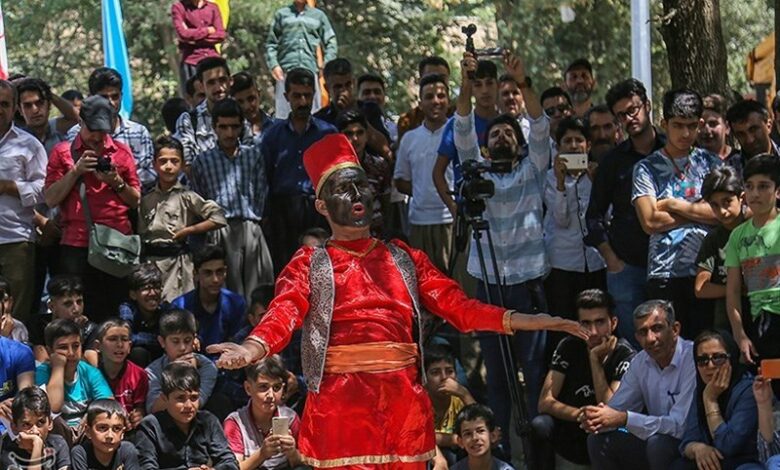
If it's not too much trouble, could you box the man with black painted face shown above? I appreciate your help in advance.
[207,133,588,470]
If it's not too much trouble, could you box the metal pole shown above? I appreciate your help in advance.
[631,0,653,104]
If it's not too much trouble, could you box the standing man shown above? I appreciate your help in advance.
[584,104,621,162]
[230,71,275,144]
[171,0,226,91]
[266,0,338,119]
[725,99,780,177]
[0,80,48,323]
[563,59,596,118]
[397,56,451,143]
[313,58,355,126]
[585,79,663,345]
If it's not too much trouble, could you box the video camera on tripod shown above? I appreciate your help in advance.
[458,159,511,221]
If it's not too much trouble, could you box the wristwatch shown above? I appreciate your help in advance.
[113,181,127,193]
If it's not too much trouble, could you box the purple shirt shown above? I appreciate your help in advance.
[171,1,226,65]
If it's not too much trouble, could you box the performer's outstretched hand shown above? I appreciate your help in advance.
[510,312,590,341]
[206,341,266,369]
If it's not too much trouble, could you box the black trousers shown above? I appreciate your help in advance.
[58,245,127,324]
[267,194,327,276]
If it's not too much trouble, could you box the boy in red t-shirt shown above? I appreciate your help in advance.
[96,319,148,430]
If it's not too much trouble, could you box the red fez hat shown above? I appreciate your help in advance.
[304,133,363,197]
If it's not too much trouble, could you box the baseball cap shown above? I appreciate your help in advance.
[80,95,116,133]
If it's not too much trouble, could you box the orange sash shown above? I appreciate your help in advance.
[324,341,419,374]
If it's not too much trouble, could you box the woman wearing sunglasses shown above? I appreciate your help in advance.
[671,330,759,469]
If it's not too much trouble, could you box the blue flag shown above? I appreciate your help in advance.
[102,0,132,119]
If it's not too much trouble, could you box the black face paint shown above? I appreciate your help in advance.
[321,167,374,227]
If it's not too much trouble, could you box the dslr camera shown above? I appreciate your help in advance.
[95,155,113,173]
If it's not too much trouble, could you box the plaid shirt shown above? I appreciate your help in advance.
[68,117,155,193]
[190,143,268,222]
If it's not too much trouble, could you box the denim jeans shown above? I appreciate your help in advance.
[476,278,547,457]
[587,430,680,470]
[606,263,647,349]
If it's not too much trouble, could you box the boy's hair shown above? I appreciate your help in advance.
[418,73,449,96]
[158,309,198,338]
[474,60,497,81]
[336,110,367,132]
[576,289,616,318]
[161,362,200,395]
[284,68,316,93]
[161,98,189,134]
[726,99,770,126]
[16,77,53,104]
[418,56,450,77]
[744,153,780,187]
[61,89,84,102]
[323,58,352,80]
[605,78,648,112]
[211,97,244,125]
[195,56,230,82]
[44,318,81,349]
[128,262,163,291]
[540,86,573,107]
[455,403,497,436]
[0,274,11,298]
[96,318,132,342]
[424,343,455,370]
[193,244,226,270]
[12,387,51,423]
[85,398,128,427]
[249,285,275,311]
[153,134,184,161]
[245,355,288,383]
[554,116,589,145]
[662,88,703,120]
[701,166,743,201]
[88,67,123,94]
[357,73,385,91]
[47,275,83,299]
[230,71,256,95]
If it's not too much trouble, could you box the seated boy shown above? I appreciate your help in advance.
[0,275,30,343]
[30,275,98,363]
[425,343,475,458]
[0,387,70,470]
[452,404,514,470]
[96,319,148,431]
[223,356,302,470]
[171,245,246,352]
[71,399,140,470]
[136,362,239,470]
[119,263,172,367]
[36,318,113,429]
[139,136,226,302]
[233,285,274,344]
[145,308,217,413]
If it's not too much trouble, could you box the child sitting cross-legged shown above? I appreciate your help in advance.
[223,355,302,470]
[71,399,140,470]
[452,404,515,470]
[136,362,239,470]
[0,387,71,470]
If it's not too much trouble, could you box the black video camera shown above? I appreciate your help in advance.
[459,159,511,207]
[461,24,505,61]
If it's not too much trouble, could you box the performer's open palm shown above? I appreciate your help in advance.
[559,318,590,341]
[206,342,254,369]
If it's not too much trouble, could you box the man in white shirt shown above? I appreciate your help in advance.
[0,80,48,323]
[394,73,452,272]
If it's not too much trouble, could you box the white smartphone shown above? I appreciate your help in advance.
[559,153,589,171]
[272,416,290,435]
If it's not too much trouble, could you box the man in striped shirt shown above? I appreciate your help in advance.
[190,98,273,299]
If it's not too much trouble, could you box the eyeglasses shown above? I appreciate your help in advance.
[615,103,644,121]
[544,104,572,117]
[695,352,730,367]
[139,284,162,293]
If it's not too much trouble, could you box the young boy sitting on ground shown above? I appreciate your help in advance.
[452,404,514,470]
[136,362,239,470]
[223,355,302,470]
[95,319,148,431]
[71,399,140,470]
[0,387,71,470]
[145,309,217,414]
[36,318,113,429]
[119,263,172,367]
[425,343,475,461]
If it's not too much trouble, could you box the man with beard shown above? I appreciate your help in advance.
[452,51,552,458]
[206,132,587,470]
[584,104,621,162]
[261,68,336,272]
[725,99,780,177]
[585,79,664,346]
[564,59,596,118]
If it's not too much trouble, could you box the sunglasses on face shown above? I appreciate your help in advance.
[695,352,730,367]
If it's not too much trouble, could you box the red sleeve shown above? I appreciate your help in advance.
[393,239,511,334]
[248,247,314,354]
[171,2,209,42]
[133,364,149,408]
[222,417,245,455]
[116,143,140,190]
[45,144,71,189]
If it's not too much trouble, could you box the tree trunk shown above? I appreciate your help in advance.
[660,0,730,97]
[775,0,780,93]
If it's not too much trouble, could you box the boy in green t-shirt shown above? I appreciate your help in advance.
[725,154,780,366]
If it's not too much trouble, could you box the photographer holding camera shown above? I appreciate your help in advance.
[45,95,140,323]
[453,50,551,458]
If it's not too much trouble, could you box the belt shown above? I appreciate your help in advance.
[142,243,189,257]
[324,341,418,374]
